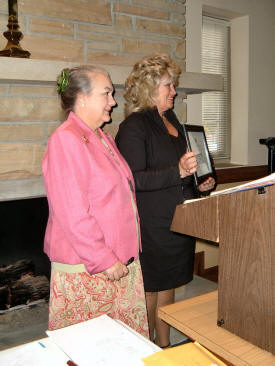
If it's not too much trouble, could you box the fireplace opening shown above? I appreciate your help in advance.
[0,197,50,280]
[0,197,51,350]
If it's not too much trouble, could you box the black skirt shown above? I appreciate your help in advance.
[139,222,195,292]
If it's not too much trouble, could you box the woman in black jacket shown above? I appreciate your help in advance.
[115,54,215,348]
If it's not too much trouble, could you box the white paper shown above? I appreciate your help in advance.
[210,172,275,196]
[184,196,209,204]
[46,314,159,366]
[183,173,275,204]
[0,338,69,366]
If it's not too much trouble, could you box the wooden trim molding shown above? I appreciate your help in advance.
[215,165,268,184]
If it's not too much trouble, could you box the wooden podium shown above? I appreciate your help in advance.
[171,184,275,354]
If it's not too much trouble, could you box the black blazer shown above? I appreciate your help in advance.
[115,108,198,228]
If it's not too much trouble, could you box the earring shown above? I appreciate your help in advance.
[81,102,85,107]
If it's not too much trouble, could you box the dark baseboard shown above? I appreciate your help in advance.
[193,251,204,275]
[215,165,268,184]
[194,251,218,283]
[202,265,218,283]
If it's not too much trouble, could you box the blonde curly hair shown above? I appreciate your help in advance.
[124,54,181,117]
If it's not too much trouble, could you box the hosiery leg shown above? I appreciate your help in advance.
[145,291,158,341]
[154,288,175,347]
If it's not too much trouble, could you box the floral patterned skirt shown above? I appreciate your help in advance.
[48,259,149,338]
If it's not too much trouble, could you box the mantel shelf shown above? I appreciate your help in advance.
[0,57,223,94]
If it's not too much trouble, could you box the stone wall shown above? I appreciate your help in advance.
[0,0,186,67]
[0,0,186,184]
[0,83,61,180]
[0,81,186,181]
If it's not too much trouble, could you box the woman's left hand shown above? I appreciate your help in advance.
[198,177,215,192]
[104,260,129,281]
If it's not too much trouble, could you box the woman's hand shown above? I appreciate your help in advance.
[198,177,215,192]
[104,260,129,281]
[178,151,197,178]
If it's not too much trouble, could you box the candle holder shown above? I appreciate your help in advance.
[0,9,31,58]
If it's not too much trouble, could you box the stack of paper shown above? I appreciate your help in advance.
[46,314,160,366]
[0,338,69,366]
[184,172,275,204]
[210,172,275,196]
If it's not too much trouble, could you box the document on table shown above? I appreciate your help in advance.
[0,338,69,366]
[46,314,160,366]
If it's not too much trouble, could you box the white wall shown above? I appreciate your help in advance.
[186,0,275,165]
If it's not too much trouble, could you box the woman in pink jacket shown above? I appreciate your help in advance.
[42,65,149,337]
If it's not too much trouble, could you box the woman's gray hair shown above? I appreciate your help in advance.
[124,54,181,117]
[57,65,109,113]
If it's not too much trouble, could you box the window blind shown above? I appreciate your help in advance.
[202,16,231,160]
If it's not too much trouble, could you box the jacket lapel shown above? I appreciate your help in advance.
[68,112,118,162]
[101,130,133,179]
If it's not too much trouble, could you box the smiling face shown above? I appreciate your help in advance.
[79,72,116,131]
[154,74,177,116]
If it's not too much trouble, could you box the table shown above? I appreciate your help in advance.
[159,291,275,366]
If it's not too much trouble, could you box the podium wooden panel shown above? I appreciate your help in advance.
[159,291,275,366]
[171,196,219,242]
[171,185,275,354]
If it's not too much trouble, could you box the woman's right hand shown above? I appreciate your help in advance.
[178,151,197,178]
[104,260,129,281]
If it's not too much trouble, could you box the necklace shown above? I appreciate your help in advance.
[100,135,135,195]
[100,137,120,165]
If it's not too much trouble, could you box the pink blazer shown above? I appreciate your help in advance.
[42,112,141,274]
